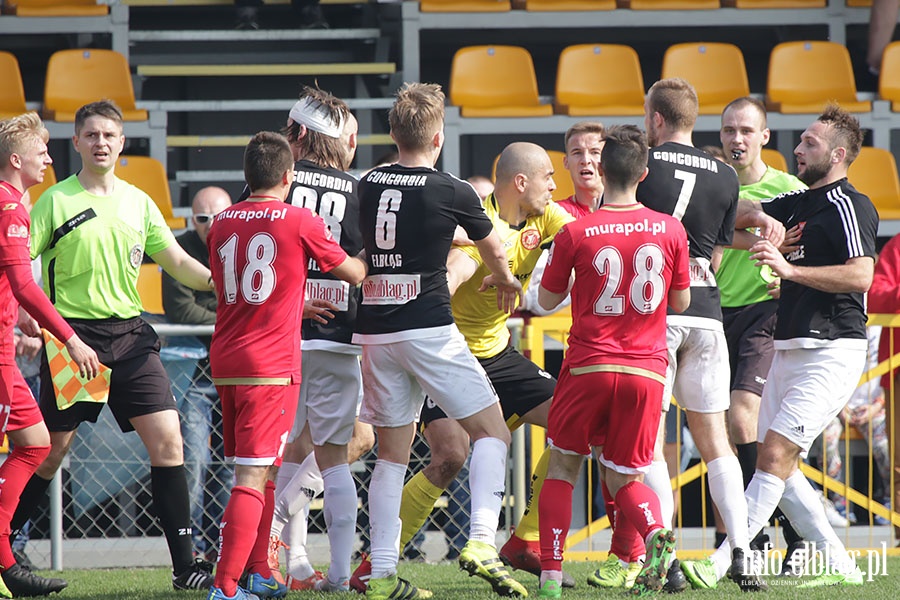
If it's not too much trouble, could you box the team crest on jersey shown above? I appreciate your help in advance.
[129,244,143,268]
[2,203,17,211]
[520,228,541,250]
[5,224,27,239]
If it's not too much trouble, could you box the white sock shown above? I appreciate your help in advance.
[285,505,313,580]
[712,469,785,580]
[707,455,750,553]
[779,471,857,575]
[643,460,673,529]
[468,436,508,545]
[369,459,406,579]
[271,461,301,540]
[322,464,358,582]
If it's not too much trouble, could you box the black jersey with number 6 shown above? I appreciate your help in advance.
[355,164,493,339]
[636,142,739,328]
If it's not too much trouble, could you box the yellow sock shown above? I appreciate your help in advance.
[399,470,444,549]
[513,446,551,542]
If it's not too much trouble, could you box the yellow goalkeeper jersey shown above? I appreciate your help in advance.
[453,194,573,359]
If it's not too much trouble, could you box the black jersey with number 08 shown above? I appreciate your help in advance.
[356,165,493,338]
[282,160,362,346]
[636,142,739,327]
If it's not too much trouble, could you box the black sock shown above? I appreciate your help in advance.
[735,442,758,490]
[775,510,803,545]
[714,531,727,548]
[151,465,194,574]
[10,475,52,537]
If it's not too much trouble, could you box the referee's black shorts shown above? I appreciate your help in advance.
[722,300,777,396]
[421,345,556,429]
[40,317,175,433]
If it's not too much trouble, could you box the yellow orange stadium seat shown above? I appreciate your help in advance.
[760,148,789,173]
[555,44,645,116]
[114,156,186,229]
[619,0,720,9]
[4,0,107,16]
[25,165,57,207]
[846,0,870,5]
[450,46,552,117]
[420,0,510,11]
[661,43,750,115]
[517,0,615,9]
[721,0,823,6]
[847,147,900,220]
[137,263,164,314]
[766,41,871,114]
[0,52,27,120]
[43,49,148,122]
[491,150,574,202]
[879,42,900,111]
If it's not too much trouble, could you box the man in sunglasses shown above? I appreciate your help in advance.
[162,186,233,561]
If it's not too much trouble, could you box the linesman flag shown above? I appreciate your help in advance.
[42,329,111,410]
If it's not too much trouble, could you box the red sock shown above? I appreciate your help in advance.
[601,480,615,530]
[538,479,573,572]
[609,503,645,562]
[614,481,664,540]
[0,445,49,569]
[214,486,264,596]
[245,480,276,577]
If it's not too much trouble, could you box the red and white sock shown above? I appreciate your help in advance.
[214,486,264,596]
[538,479,573,573]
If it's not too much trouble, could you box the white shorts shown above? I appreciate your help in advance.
[290,350,362,446]
[758,346,866,453]
[662,325,731,414]
[359,325,499,428]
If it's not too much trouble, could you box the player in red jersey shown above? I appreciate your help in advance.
[556,121,605,219]
[535,125,691,598]
[0,112,99,598]
[206,132,366,600]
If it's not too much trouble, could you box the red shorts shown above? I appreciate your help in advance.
[0,364,45,443]
[218,384,300,466]
[548,366,663,474]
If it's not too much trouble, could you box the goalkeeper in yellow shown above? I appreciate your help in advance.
[352,141,576,594]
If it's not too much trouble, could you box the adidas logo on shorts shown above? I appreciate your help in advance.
[790,424,805,436]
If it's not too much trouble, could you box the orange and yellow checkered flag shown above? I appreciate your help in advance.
[42,330,111,410]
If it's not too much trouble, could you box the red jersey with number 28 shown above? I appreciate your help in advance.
[541,203,690,376]
[208,200,348,382]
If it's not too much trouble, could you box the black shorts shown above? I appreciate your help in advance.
[722,301,777,396]
[420,346,556,428]
[40,317,175,433]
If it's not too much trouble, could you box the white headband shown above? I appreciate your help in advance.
[288,96,345,139]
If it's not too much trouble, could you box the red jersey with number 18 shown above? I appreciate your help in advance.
[541,203,690,376]
[207,200,348,382]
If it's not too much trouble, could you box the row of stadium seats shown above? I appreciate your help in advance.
[0,48,144,121]
[449,41,900,118]
[420,0,870,11]
[27,157,185,229]
[1,0,107,16]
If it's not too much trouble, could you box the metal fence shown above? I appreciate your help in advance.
[24,322,518,570]
[522,311,900,560]
[22,314,900,570]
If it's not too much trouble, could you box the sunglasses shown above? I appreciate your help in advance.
[193,214,215,224]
